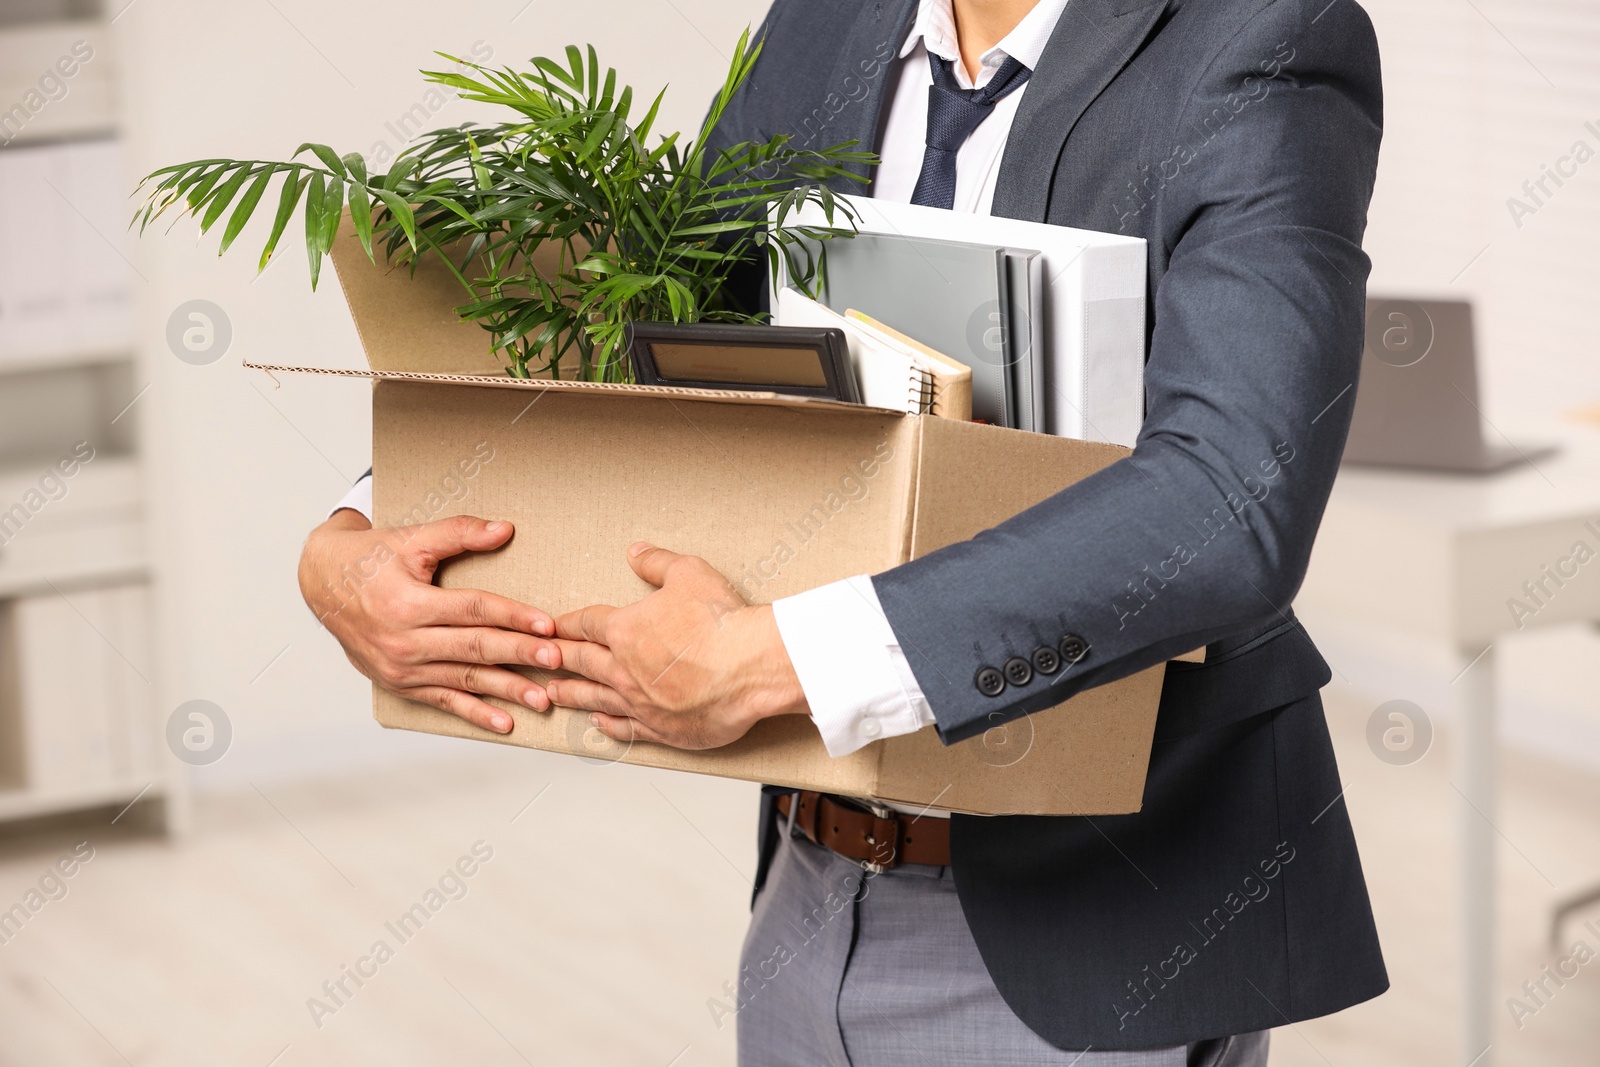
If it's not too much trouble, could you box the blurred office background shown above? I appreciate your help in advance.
[0,0,1598,1063]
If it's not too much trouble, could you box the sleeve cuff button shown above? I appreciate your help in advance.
[1003,656,1033,686]
[1058,634,1089,664]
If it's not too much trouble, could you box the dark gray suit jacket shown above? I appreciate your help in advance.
[710,0,1389,1049]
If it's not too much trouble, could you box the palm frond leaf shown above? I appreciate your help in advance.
[132,29,870,379]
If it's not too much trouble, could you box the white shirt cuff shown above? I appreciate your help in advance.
[771,574,936,758]
[330,473,373,522]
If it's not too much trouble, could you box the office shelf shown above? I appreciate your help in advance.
[0,20,116,146]
[0,553,148,600]
[0,346,133,376]
[0,778,162,822]
[0,7,179,838]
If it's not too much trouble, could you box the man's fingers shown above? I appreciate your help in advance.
[547,677,633,718]
[425,588,554,637]
[588,712,670,746]
[415,662,550,712]
[551,639,621,685]
[424,626,561,671]
[400,515,515,577]
[553,604,617,644]
[399,685,516,734]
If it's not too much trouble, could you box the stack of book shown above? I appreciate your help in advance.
[774,194,1147,446]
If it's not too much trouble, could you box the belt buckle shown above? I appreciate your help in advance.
[860,799,900,875]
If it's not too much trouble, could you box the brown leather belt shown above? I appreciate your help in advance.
[776,790,951,870]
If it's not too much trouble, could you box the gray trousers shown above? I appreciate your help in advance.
[735,828,1270,1067]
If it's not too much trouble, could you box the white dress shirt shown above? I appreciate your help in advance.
[773,0,1071,764]
[872,0,1070,213]
[332,0,1074,780]
[331,474,372,520]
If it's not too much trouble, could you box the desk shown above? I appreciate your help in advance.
[1296,424,1600,1067]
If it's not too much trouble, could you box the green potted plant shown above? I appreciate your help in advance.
[134,30,870,382]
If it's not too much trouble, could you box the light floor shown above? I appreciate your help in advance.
[1,688,1598,1066]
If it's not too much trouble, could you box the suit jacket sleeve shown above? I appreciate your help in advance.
[872,1,1384,743]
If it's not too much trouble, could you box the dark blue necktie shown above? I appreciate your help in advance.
[910,50,1033,210]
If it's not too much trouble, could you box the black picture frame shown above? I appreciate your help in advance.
[625,321,860,404]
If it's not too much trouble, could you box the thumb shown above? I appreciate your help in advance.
[627,543,739,603]
[403,515,513,576]
[626,541,685,589]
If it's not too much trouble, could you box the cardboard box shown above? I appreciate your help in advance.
[252,228,1168,816]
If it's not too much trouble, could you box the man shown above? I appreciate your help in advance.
[301,0,1387,1062]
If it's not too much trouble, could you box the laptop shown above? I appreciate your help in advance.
[1342,297,1555,473]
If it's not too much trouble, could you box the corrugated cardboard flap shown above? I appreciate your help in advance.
[329,222,508,376]
[240,360,891,416]
[262,221,903,416]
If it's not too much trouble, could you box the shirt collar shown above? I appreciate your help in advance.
[898,0,1072,88]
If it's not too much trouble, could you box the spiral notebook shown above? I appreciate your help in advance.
[775,286,972,419]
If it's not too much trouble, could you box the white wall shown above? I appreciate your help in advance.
[1360,0,1600,420]
[114,0,768,787]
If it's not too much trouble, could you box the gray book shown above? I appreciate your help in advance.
[816,232,1028,427]
[1003,248,1044,432]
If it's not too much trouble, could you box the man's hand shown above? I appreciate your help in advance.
[547,543,809,749]
[298,510,560,734]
